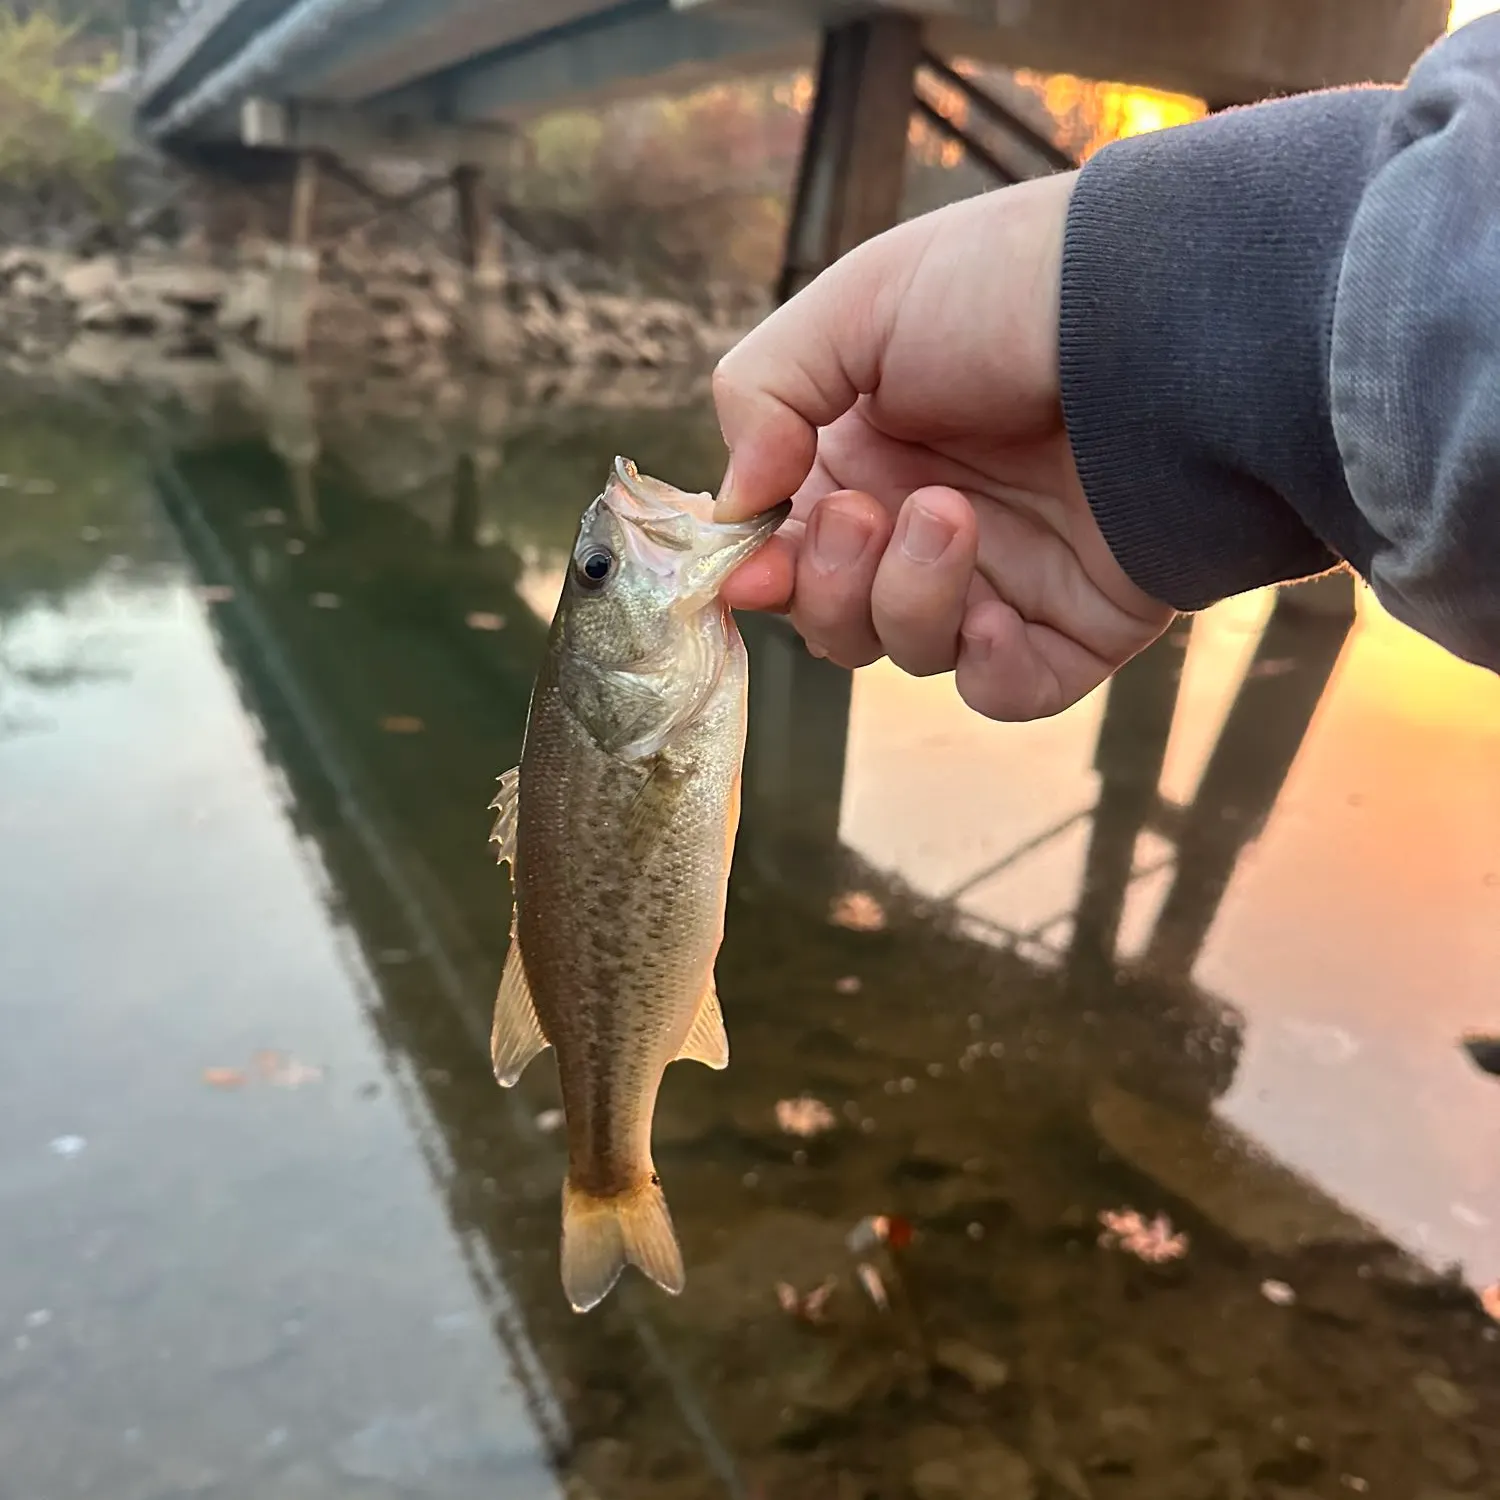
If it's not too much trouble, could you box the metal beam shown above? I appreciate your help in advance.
[377,0,811,123]
[241,97,515,167]
[919,51,1074,175]
[910,95,1015,185]
[676,0,1448,102]
[266,0,625,106]
[776,13,922,304]
[137,0,300,114]
[141,0,413,143]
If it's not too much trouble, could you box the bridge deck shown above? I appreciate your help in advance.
[137,0,1448,149]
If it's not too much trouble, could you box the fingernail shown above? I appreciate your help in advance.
[806,641,829,660]
[812,506,870,571]
[712,459,736,523]
[901,501,955,565]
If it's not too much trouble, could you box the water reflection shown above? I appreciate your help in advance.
[1,372,1498,1497]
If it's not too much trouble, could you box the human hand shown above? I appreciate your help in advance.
[712,172,1174,721]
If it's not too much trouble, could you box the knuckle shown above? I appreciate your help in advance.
[710,355,743,406]
[955,673,1008,722]
[792,587,853,641]
[827,641,882,671]
[882,633,954,681]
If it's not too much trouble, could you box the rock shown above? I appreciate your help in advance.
[408,298,451,343]
[1088,1404,1152,1473]
[912,1442,1035,1500]
[783,1341,896,1422]
[431,270,464,308]
[371,312,415,348]
[386,249,429,284]
[931,1337,1010,1392]
[1421,1430,1481,1486]
[60,257,121,302]
[569,1436,630,1493]
[76,298,125,332]
[56,332,139,383]
[1412,1370,1476,1421]
[0,247,44,283]
[216,273,266,338]
[127,265,228,313]
[10,267,54,300]
[366,282,412,315]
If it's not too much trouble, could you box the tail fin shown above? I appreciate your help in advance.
[560,1176,685,1313]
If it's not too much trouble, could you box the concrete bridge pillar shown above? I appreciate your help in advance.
[260,151,321,359]
[452,164,517,370]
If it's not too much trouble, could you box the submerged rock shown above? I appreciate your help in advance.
[931,1337,1010,1392]
[910,1432,1036,1500]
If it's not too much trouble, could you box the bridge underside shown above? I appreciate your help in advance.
[138,0,1449,151]
[132,0,1450,361]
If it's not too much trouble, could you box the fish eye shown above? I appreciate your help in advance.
[576,548,615,589]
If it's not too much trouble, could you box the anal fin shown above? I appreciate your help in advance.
[674,981,729,1070]
[489,766,519,867]
[491,929,550,1086]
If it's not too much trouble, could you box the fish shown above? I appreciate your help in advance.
[488,455,790,1313]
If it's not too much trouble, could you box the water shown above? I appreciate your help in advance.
[1,366,1498,1499]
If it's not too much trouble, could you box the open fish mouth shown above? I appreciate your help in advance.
[606,455,792,600]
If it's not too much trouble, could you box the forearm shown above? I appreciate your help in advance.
[1059,15,1500,671]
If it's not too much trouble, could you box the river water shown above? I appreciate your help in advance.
[0,363,1497,1499]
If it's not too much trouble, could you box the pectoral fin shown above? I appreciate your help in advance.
[674,980,729,1070]
[491,927,549,1086]
[489,767,519,867]
[624,754,688,862]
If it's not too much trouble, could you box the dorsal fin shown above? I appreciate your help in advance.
[488,766,519,867]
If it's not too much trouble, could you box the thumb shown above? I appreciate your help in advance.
[710,217,935,523]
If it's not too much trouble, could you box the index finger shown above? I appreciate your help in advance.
[710,221,928,523]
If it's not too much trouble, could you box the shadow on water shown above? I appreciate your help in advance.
[1,366,1498,1498]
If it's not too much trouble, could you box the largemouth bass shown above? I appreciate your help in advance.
[488,456,790,1313]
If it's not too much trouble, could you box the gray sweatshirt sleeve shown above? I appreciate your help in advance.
[1059,15,1500,673]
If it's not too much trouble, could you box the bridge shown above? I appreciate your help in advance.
[131,0,1450,357]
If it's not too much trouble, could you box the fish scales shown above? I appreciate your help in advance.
[487,455,788,1313]
[517,631,746,1196]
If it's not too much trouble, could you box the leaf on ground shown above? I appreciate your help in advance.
[829,891,886,931]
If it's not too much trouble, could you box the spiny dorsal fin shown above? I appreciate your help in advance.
[491,926,549,1086]
[489,767,519,867]
[674,980,729,1070]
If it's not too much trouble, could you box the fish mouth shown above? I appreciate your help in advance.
[679,496,792,602]
[606,456,791,601]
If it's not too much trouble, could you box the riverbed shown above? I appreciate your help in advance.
[1,368,1497,1499]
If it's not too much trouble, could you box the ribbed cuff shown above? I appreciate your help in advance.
[1059,88,1392,612]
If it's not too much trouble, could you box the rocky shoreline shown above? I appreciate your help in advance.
[0,227,762,381]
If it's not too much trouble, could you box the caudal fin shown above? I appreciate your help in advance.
[560,1176,685,1313]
